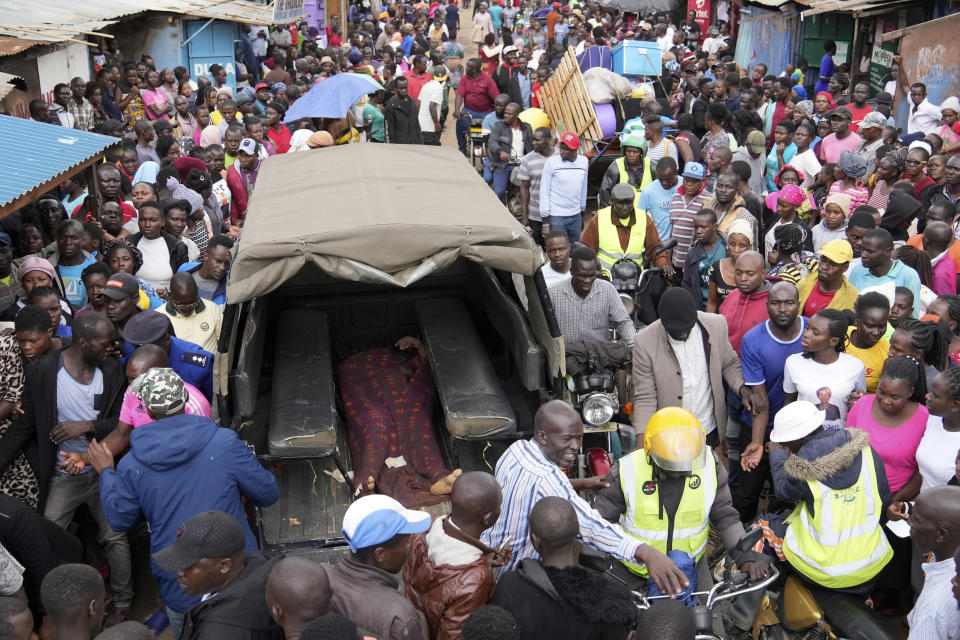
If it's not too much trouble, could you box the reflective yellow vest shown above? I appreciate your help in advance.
[596,207,647,276]
[782,445,893,589]
[615,156,654,191]
[617,449,717,577]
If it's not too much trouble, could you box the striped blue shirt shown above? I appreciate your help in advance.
[481,439,641,577]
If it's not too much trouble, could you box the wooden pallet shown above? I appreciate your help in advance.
[533,47,603,153]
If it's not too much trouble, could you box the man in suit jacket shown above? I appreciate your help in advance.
[632,288,757,448]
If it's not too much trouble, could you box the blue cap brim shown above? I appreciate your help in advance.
[343,507,431,552]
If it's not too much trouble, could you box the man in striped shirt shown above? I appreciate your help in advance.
[481,401,690,595]
[669,162,713,271]
[906,486,960,640]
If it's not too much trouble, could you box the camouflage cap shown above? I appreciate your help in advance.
[131,368,189,416]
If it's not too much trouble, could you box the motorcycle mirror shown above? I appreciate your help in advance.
[619,293,635,315]
[736,526,764,553]
[578,547,612,573]
[656,238,679,255]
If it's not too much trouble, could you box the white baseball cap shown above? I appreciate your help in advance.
[770,401,825,443]
[341,494,431,552]
[238,138,258,156]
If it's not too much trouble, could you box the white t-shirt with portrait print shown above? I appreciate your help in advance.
[783,352,866,430]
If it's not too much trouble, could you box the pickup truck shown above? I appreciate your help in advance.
[214,144,563,560]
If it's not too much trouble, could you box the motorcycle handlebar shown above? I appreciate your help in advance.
[631,566,779,611]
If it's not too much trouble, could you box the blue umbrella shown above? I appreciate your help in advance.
[283,73,383,123]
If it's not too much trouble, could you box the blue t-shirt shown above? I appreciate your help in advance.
[401,35,415,57]
[488,5,504,27]
[637,179,680,241]
[58,256,96,307]
[739,317,807,430]
[445,5,459,28]
[848,260,922,318]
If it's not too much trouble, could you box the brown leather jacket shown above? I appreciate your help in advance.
[403,518,495,640]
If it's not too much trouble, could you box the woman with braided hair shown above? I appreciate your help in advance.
[847,355,929,609]
[928,295,960,366]
[888,317,952,384]
[784,308,866,429]
[766,221,818,285]
[894,245,938,315]
[847,356,928,498]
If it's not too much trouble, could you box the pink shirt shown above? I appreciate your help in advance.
[119,383,211,428]
[846,394,928,493]
[819,131,862,164]
[931,251,957,296]
[828,181,869,215]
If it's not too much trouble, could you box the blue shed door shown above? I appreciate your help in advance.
[184,20,238,91]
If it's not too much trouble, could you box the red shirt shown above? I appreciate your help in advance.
[802,282,837,317]
[267,123,292,154]
[847,103,872,133]
[456,73,499,112]
[719,287,770,355]
[72,197,136,224]
[402,70,433,102]
[912,175,937,200]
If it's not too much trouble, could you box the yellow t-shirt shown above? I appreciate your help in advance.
[846,328,890,393]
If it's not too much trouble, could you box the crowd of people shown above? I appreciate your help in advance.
[6,0,960,638]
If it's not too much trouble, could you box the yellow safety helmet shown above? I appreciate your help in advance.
[644,407,707,473]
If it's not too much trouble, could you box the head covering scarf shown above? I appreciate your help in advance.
[941,96,960,115]
[774,165,805,189]
[778,184,806,207]
[881,190,922,242]
[165,177,205,215]
[837,150,867,179]
[815,91,834,106]
[132,161,159,185]
[908,139,933,155]
[726,219,754,246]
[18,256,57,285]
[823,193,852,219]
[199,125,222,147]
[174,156,207,182]
[795,100,814,116]
[885,148,908,174]
[289,129,314,152]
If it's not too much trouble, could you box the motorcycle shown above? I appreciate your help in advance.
[742,569,899,640]
[460,113,488,175]
[580,526,780,640]
[610,238,677,328]
[721,514,901,640]
[565,340,634,480]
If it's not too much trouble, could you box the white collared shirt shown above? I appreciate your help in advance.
[907,557,960,640]
[908,98,942,135]
[666,324,717,434]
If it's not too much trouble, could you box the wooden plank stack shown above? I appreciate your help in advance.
[533,47,603,153]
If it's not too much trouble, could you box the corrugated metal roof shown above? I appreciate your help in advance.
[795,0,912,17]
[0,38,45,58]
[0,0,274,44]
[0,115,118,211]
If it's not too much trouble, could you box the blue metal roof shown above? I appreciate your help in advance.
[0,115,119,210]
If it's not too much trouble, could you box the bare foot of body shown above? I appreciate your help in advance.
[430,469,462,495]
[367,475,376,491]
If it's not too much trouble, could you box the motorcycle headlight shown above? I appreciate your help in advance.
[582,393,616,426]
[619,293,635,315]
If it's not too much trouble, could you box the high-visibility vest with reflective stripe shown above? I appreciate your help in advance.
[596,207,647,276]
[782,445,893,589]
[618,449,717,577]
[615,156,654,191]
